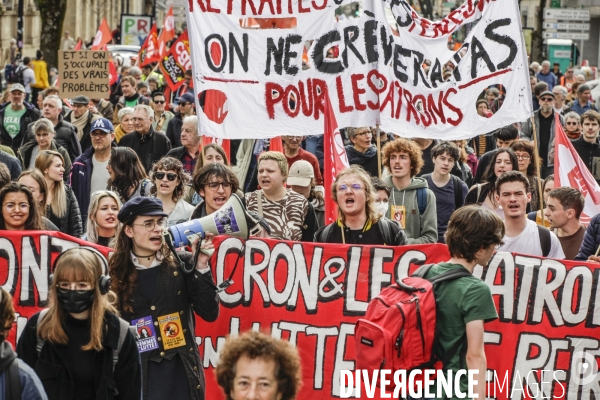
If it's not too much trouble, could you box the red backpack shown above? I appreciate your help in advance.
[354,264,471,373]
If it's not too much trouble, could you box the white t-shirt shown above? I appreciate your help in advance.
[498,219,565,259]
[90,155,110,195]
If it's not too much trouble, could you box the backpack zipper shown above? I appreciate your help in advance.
[394,304,406,358]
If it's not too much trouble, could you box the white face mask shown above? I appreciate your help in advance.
[375,201,389,217]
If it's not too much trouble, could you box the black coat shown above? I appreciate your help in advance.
[165,113,184,148]
[119,127,172,173]
[117,253,219,400]
[46,185,83,238]
[571,136,600,184]
[0,102,41,154]
[64,111,98,153]
[17,311,142,400]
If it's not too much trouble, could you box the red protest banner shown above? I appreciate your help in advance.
[5,233,599,399]
[159,30,191,91]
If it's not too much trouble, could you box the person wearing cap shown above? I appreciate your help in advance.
[570,84,598,116]
[166,92,196,148]
[18,118,71,179]
[71,117,117,222]
[521,90,564,178]
[112,75,150,125]
[23,94,81,162]
[0,83,41,154]
[64,95,102,153]
[282,135,323,185]
[288,159,324,229]
[108,196,219,400]
[314,165,407,245]
[119,104,172,173]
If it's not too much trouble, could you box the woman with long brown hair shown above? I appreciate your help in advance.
[107,147,151,202]
[35,150,82,237]
[0,183,44,231]
[17,248,141,400]
[109,196,219,400]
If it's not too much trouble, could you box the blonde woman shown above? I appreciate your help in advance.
[82,190,122,247]
[17,248,142,400]
[35,150,83,237]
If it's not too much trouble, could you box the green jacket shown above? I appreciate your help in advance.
[384,175,438,244]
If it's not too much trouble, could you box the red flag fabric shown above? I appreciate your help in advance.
[323,95,350,225]
[91,18,112,50]
[158,30,191,91]
[269,136,283,153]
[138,23,160,67]
[553,113,600,224]
[158,7,175,57]
[202,136,231,162]
[74,40,82,50]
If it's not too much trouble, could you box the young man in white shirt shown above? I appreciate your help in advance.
[496,171,565,259]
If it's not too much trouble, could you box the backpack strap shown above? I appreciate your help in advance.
[537,225,551,257]
[378,218,393,246]
[316,223,334,243]
[427,268,472,285]
[451,175,463,210]
[6,359,21,400]
[113,318,131,373]
[256,191,264,217]
[416,187,427,216]
[35,309,50,356]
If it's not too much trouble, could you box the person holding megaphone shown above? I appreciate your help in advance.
[109,196,219,400]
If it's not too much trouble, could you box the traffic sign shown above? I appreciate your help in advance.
[543,8,590,21]
[543,22,590,30]
[543,31,589,40]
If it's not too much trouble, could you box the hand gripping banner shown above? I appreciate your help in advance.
[186,0,533,139]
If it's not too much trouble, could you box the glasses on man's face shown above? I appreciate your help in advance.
[3,202,29,212]
[539,97,554,102]
[338,183,363,192]
[154,100,165,104]
[179,102,188,107]
[57,281,92,293]
[132,117,149,122]
[206,181,232,191]
[90,131,111,137]
[154,172,178,181]
[133,218,166,232]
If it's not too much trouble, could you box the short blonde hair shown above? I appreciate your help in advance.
[258,151,288,177]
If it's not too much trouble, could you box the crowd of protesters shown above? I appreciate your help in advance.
[0,25,598,399]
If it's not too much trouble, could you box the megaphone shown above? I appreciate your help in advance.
[167,193,263,248]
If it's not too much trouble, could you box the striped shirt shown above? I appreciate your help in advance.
[245,189,307,241]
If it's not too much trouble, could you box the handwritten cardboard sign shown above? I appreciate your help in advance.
[59,50,111,98]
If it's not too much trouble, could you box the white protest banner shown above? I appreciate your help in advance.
[187,0,532,140]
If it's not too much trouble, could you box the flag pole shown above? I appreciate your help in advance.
[376,125,381,179]
[530,117,545,222]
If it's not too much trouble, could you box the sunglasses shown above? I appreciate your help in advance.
[179,102,189,107]
[154,172,178,181]
[154,100,165,104]
[539,97,554,102]
[566,122,578,125]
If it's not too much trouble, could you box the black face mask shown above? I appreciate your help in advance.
[56,289,95,314]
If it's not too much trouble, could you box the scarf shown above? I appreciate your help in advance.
[0,340,16,373]
[344,145,378,164]
[71,110,90,141]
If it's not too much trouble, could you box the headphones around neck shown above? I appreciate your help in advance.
[49,248,111,295]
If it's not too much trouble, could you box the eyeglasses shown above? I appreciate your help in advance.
[516,155,530,160]
[154,100,165,104]
[539,97,554,102]
[133,218,166,231]
[154,172,178,181]
[206,181,232,190]
[35,133,51,138]
[90,131,111,137]
[179,102,189,107]
[338,183,363,192]
[566,122,579,125]
[3,203,30,212]
[355,130,371,137]
[57,281,92,293]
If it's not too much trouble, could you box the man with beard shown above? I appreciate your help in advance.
[282,135,322,185]
[570,110,600,184]
[496,171,564,258]
[521,90,564,178]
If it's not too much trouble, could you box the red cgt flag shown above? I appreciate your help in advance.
[158,7,175,57]
[91,18,112,50]
[323,95,350,225]
[138,23,160,67]
[553,113,600,224]
[158,30,191,91]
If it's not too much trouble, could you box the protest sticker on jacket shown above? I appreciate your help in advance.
[197,237,599,400]
[187,0,532,139]
[159,30,191,90]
